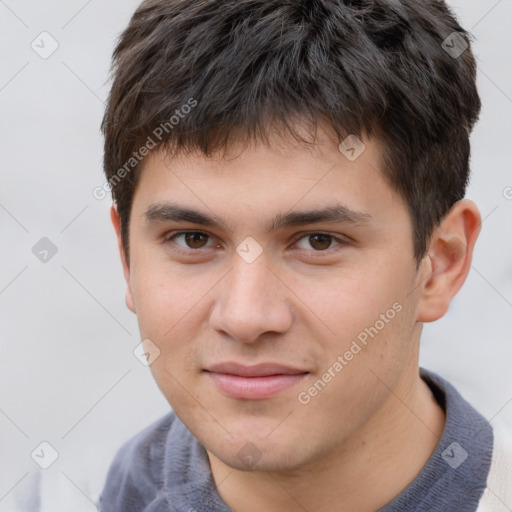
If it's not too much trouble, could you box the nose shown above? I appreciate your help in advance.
[209,253,293,344]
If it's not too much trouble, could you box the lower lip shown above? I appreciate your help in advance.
[205,372,308,400]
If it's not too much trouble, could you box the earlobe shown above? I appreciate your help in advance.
[416,199,481,323]
[125,283,136,314]
[110,205,136,314]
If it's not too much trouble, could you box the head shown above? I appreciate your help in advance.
[103,0,481,472]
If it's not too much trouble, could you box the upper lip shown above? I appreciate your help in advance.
[205,362,309,377]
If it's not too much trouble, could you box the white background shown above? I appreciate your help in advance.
[1,0,511,509]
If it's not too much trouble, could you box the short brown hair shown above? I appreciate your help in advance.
[101,0,481,266]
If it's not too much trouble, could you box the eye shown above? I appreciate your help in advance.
[293,232,347,252]
[164,231,216,251]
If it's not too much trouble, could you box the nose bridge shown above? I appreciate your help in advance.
[230,254,271,307]
[210,252,291,343]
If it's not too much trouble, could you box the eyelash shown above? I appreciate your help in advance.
[161,230,350,257]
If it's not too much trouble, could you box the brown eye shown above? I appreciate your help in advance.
[294,232,347,253]
[308,233,334,251]
[182,232,209,249]
[165,231,214,251]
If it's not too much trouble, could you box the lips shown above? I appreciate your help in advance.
[204,362,309,400]
[206,362,308,377]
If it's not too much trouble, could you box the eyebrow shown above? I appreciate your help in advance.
[144,202,373,233]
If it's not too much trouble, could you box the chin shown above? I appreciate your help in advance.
[215,445,305,473]
[204,429,312,473]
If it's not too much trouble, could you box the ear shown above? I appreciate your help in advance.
[110,204,136,313]
[416,199,481,323]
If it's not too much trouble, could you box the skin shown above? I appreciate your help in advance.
[111,126,481,512]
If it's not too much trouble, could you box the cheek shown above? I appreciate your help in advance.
[132,281,176,338]
[295,304,415,441]
[133,274,207,408]
[311,269,400,337]
[130,261,216,372]
[309,264,415,386]
[130,256,197,333]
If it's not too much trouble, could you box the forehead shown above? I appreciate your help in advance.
[130,130,408,235]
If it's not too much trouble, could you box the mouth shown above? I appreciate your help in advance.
[203,362,309,400]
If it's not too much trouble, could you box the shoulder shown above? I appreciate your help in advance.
[476,413,512,512]
[99,410,177,511]
[421,368,512,511]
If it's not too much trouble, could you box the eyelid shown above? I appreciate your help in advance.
[162,230,217,250]
[292,230,352,244]
[163,229,351,254]
[291,231,351,254]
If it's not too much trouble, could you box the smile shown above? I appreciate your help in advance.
[203,362,309,400]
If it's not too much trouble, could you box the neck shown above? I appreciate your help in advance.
[207,344,446,512]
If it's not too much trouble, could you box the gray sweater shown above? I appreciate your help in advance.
[99,368,494,511]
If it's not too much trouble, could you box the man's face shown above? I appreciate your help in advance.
[118,129,429,472]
